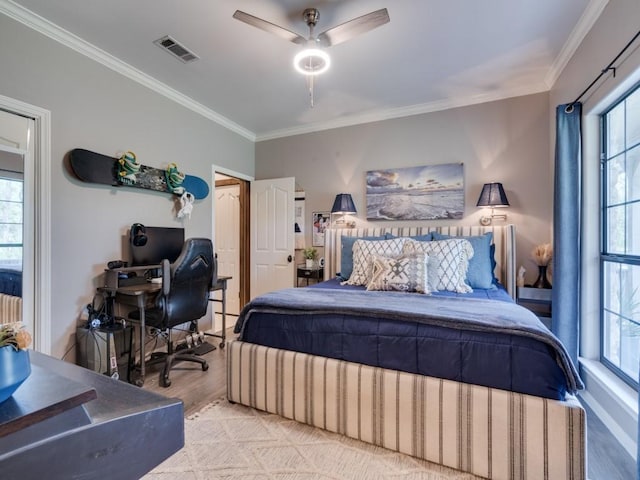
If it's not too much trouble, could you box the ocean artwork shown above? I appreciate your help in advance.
[366,163,464,220]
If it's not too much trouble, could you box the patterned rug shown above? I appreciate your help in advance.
[143,398,480,480]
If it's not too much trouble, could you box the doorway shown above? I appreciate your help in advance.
[0,97,51,353]
[213,173,249,330]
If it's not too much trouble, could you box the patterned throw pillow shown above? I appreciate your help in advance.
[403,238,474,293]
[432,232,494,289]
[346,238,407,286]
[339,235,386,281]
[366,252,431,293]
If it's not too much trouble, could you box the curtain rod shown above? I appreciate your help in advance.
[569,28,640,107]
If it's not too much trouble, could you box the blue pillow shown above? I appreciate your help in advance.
[339,235,386,280]
[432,232,494,289]
[490,243,498,284]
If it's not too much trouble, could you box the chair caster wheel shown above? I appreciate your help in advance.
[202,362,209,371]
[160,375,171,388]
[219,342,225,349]
[134,378,144,387]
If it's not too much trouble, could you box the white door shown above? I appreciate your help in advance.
[215,184,240,315]
[250,177,295,299]
[0,110,35,339]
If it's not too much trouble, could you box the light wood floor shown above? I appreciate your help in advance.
[144,327,635,479]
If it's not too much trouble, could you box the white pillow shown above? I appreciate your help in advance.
[366,252,432,294]
[403,238,474,293]
[346,238,406,286]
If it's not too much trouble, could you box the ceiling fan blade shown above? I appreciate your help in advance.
[317,8,390,47]
[233,10,306,45]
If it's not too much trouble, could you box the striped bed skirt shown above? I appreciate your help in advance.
[0,293,22,324]
[227,340,586,480]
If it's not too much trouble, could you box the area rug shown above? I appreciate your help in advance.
[143,398,480,480]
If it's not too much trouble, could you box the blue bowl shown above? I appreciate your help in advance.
[0,347,31,403]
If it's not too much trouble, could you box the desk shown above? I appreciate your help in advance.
[206,275,231,348]
[0,351,182,479]
[100,276,230,386]
[98,282,160,387]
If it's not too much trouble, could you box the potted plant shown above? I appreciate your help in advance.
[303,247,318,268]
[531,243,553,289]
[0,322,32,403]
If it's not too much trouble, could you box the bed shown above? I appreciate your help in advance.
[227,224,586,480]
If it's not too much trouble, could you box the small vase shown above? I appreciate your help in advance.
[305,259,314,268]
[0,346,31,403]
[532,265,552,289]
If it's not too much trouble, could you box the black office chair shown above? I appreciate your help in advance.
[129,238,214,387]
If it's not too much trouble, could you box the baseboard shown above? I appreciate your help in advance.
[579,358,637,460]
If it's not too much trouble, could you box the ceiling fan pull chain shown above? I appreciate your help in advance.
[306,75,315,108]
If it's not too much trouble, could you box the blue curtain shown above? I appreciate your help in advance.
[552,102,581,366]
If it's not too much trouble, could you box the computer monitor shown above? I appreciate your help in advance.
[129,225,185,266]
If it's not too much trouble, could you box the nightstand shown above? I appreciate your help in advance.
[517,286,552,329]
[297,265,324,286]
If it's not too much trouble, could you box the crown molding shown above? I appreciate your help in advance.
[0,0,256,142]
[256,82,550,141]
[544,0,609,88]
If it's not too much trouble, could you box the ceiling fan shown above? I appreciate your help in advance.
[232,7,390,106]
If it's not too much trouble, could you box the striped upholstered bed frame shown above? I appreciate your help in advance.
[0,292,22,324]
[227,224,585,479]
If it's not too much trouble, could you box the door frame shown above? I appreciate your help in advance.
[0,94,52,354]
[212,165,252,310]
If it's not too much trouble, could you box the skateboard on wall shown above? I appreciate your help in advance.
[69,148,209,200]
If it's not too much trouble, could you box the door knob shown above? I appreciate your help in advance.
[287,255,293,263]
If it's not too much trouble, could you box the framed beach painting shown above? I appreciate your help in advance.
[366,163,464,220]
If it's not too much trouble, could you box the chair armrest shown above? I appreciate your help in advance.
[162,259,171,296]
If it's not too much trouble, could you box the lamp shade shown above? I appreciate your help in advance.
[476,183,510,207]
[331,193,357,214]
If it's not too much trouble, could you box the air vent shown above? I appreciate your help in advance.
[153,35,199,63]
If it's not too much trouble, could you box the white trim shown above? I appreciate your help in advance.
[0,144,26,156]
[545,0,609,88]
[0,94,52,355]
[0,0,255,142]
[579,358,637,460]
[212,164,254,183]
[256,83,549,141]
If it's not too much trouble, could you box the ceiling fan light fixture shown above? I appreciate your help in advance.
[294,48,331,76]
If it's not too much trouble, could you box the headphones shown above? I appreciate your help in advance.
[130,223,147,246]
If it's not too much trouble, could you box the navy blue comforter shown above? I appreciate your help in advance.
[0,268,21,297]
[235,280,582,400]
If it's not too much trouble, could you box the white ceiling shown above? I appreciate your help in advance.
[4,0,605,141]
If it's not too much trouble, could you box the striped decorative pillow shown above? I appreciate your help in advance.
[403,238,474,293]
[366,252,432,293]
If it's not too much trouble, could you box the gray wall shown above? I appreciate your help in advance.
[0,15,254,359]
[256,92,553,281]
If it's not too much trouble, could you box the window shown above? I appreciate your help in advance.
[0,177,23,270]
[601,82,640,388]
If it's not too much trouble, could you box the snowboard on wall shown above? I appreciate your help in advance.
[69,148,209,200]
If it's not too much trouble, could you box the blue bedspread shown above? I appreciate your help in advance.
[235,281,583,400]
[235,283,583,400]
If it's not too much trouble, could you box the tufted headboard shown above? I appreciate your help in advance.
[323,224,516,298]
